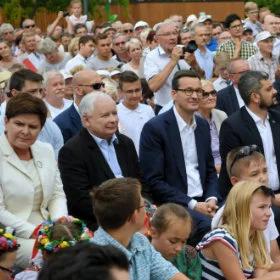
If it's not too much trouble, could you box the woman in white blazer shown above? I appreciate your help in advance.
[0,93,67,268]
[197,80,228,174]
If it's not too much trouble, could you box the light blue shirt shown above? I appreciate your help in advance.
[90,132,123,178]
[38,118,64,160]
[194,47,214,80]
[92,227,179,280]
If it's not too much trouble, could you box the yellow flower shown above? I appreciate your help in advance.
[3,233,13,239]
[59,241,69,248]
[0,229,3,233]
[40,238,49,245]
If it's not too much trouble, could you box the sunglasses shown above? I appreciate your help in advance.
[24,24,35,29]
[230,145,260,173]
[202,90,217,99]
[124,29,133,33]
[80,82,105,90]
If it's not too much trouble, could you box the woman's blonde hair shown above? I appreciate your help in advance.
[125,38,142,52]
[222,180,273,270]
[68,37,80,57]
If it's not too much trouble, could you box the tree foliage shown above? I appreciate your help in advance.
[0,0,129,26]
[249,0,280,15]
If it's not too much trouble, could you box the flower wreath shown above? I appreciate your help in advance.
[37,216,93,253]
[0,227,19,252]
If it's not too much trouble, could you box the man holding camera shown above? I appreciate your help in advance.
[144,22,203,114]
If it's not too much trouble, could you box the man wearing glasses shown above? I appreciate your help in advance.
[218,14,257,59]
[22,19,36,32]
[144,22,201,114]
[122,22,134,39]
[140,70,218,246]
[54,69,105,143]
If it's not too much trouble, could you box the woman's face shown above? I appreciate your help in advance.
[5,114,42,152]
[45,50,60,64]
[0,251,17,280]
[151,217,191,260]
[199,83,217,111]
[250,192,272,231]
[129,45,142,60]
[0,42,11,58]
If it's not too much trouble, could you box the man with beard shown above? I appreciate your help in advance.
[219,71,280,203]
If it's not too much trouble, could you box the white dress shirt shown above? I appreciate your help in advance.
[144,46,191,107]
[246,107,280,191]
[64,53,89,74]
[213,76,231,92]
[173,107,203,209]
[45,99,72,119]
[234,86,245,108]
[117,102,154,155]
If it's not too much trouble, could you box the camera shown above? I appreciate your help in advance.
[63,11,70,17]
[179,40,198,59]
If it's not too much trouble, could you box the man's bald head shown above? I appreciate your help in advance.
[72,69,100,85]
[263,14,278,35]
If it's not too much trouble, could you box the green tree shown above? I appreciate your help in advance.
[249,0,280,15]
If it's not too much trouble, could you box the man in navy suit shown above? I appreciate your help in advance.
[140,70,218,245]
[54,69,105,143]
[216,59,249,116]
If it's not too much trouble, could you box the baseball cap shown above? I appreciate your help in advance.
[255,31,274,43]
[198,14,212,23]
[186,14,197,25]
[134,21,149,30]
[0,71,11,89]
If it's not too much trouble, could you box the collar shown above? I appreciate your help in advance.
[255,51,277,62]
[89,131,118,145]
[94,227,146,261]
[120,102,141,113]
[245,106,269,124]
[158,45,168,56]
[73,101,79,113]
[76,52,87,61]
[173,106,196,133]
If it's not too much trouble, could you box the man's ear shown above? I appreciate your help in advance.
[171,89,177,100]
[129,210,137,224]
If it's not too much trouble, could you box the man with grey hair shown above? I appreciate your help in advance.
[58,92,140,230]
[144,21,202,114]
[44,71,72,118]
[219,71,280,203]
[54,69,105,142]
[22,18,36,32]
[112,33,130,64]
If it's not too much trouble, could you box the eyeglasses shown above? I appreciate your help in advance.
[0,265,13,275]
[124,88,142,94]
[80,82,105,90]
[202,90,217,99]
[230,145,260,173]
[230,23,243,30]
[124,29,133,33]
[3,31,13,35]
[115,41,126,46]
[24,24,35,29]
[157,32,178,37]
[175,87,203,97]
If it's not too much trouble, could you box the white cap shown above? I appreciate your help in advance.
[60,70,73,80]
[134,21,149,30]
[0,70,11,89]
[110,69,121,77]
[186,14,197,24]
[96,70,111,77]
[255,31,274,43]
[198,14,212,23]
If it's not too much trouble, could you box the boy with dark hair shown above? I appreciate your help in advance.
[92,177,189,280]
[212,145,280,269]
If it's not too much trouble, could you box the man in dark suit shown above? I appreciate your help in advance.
[216,59,249,116]
[140,70,218,245]
[58,92,140,230]
[219,71,280,236]
[54,69,105,143]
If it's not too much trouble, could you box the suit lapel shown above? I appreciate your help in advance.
[194,117,204,180]
[166,110,188,184]
[81,129,115,178]
[269,114,280,166]
[114,136,129,176]
[69,104,82,130]
[0,134,32,179]
[230,86,240,113]
[240,107,264,151]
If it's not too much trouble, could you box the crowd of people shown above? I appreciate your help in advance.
[0,0,280,279]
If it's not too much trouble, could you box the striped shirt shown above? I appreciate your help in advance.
[218,40,257,60]
[196,228,254,279]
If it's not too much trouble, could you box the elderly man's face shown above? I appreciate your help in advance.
[45,74,65,100]
[2,29,14,42]
[84,97,118,140]
[24,35,37,52]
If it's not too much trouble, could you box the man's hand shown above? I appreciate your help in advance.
[184,52,196,66]
[171,46,183,63]
[57,11,64,19]
[194,202,214,217]
[206,199,218,216]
